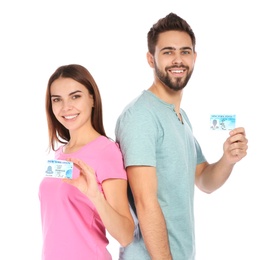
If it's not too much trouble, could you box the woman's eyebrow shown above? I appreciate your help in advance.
[50,90,82,98]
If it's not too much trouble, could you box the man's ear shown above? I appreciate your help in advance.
[146,52,155,68]
[194,51,197,62]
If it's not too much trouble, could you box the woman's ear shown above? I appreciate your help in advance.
[90,95,94,108]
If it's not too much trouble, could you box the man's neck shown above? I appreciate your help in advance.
[148,83,183,113]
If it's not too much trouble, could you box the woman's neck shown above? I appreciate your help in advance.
[64,128,101,153]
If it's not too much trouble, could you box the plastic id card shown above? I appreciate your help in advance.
[210,114,236,131]
[45,159,73,179]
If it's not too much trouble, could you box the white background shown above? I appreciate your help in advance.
[1,1,275,259]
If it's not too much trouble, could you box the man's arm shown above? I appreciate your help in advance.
[127,166,173,260]
[195,127,248,193]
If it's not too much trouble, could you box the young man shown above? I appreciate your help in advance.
[115,13,248,260]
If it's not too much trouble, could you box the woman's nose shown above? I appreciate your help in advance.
[62,100,73,110]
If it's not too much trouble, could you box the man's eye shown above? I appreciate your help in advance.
[182,51,191,55]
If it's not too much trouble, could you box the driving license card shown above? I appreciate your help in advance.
[210,114,236,131]
[45,159,73,179]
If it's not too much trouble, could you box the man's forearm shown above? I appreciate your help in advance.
[198,157,235,193]
[137,203,172,260]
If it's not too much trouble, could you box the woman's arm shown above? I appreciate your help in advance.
[64,158,135,247]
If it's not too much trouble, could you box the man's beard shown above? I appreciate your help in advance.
[155,64,193,91]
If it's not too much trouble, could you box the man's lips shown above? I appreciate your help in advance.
[170,69,185,73]
[167,66,187,74]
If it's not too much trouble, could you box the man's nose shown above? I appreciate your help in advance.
[172,53,183,64]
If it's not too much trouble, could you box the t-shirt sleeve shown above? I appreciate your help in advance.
[115,106,158,167]
[96,142,127,183]
[194,137,206,165]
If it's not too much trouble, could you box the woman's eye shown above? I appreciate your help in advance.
[52,98,60,102]
[72,95,81,100]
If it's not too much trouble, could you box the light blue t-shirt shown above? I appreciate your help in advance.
[115,90,206,260]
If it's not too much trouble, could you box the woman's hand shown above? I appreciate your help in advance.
[63,158,102,200]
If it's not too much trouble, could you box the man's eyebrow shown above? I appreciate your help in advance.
[160,46,193,51]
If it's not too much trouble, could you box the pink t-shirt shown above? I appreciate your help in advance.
[39,136,127,260]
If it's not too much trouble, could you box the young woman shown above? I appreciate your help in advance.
[39,64,134,260]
